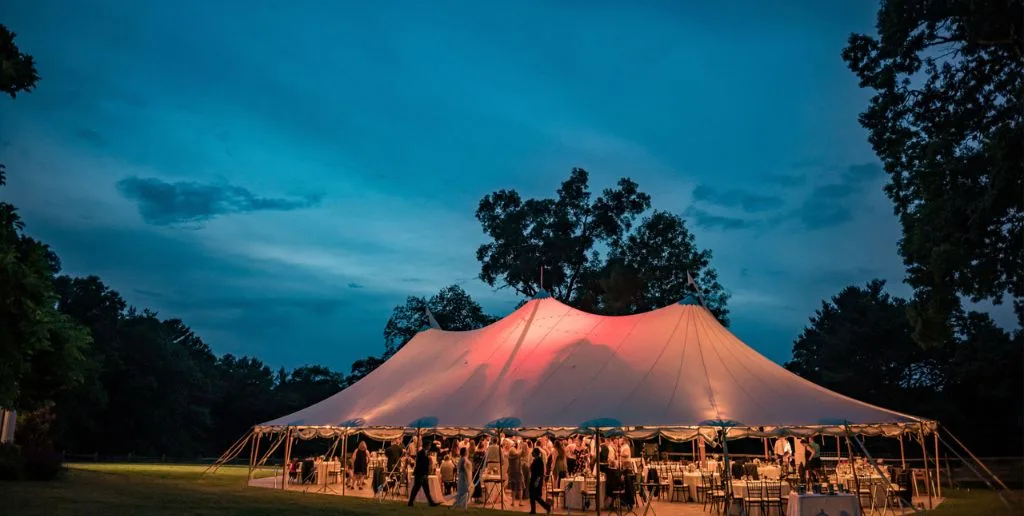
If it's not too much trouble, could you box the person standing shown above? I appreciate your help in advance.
[352,441,370,489]
[385,438,404,474]
[408,439,441,507]
[529,447,552,515]
[453,446,473,509]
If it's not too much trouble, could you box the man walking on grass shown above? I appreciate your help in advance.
[408,438,441,507]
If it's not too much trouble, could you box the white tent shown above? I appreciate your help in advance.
[259,293,934,438]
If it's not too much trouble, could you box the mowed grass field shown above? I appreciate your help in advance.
[2,463,482,516]
[0,463,1018,515]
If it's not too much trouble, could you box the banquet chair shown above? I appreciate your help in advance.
[582,478,598,511]
[763,480,784,516]
[743,481,764,516]
[670,474,687,502]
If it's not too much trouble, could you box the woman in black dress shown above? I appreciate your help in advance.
[353,441,370,489]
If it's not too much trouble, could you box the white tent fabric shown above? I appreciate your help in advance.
[260,296,931,434]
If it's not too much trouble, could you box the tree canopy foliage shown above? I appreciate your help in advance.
[0,24,39,99]
[842,0,1023,345]
[787,280,1023,455]
[476,168,729,322]
[344,285,498,387]
[0,24,89,411]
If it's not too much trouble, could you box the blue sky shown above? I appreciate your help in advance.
[4,1,1006,371]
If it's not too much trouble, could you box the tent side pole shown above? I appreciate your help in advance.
[844,432,859,509]
[933,431,941,498]
[248,431,262,483]
[282,428,293,490]
[899,434,906,469]
[836,435,841,461]
[499,432,505,510]
[341,431,348,496]
[917,427,933,509]
[596,429,602,516]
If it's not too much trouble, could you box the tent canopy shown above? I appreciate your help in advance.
[260,296,931,435]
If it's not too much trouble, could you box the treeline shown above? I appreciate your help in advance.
[786,280,1023,456]
[44,278,497,457]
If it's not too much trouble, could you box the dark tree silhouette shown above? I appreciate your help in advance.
[476,169,728,322]
[843,0,1023,345]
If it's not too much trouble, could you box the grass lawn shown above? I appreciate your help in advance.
[3,463,508,516]
[924,488,1022,516]
[1,463,1018,515]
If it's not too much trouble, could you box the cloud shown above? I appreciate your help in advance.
[792,162,885,230]
[348,282,365,289]
[691,185,785,213]
[683,206,761,231]
[74,127,106,147]
[116,176,323,226]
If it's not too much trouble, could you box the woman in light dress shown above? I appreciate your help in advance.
[453,446,473,508]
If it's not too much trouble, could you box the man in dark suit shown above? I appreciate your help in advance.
[529,447,552,514]
[408,439,441,506]
[385,439,404,473]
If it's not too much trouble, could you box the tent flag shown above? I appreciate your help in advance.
[425,307,441,330]
[686,270,706,307]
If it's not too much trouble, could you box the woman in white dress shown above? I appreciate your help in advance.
[453,446,473,508]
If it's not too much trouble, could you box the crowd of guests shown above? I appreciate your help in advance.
[375,433,637,513]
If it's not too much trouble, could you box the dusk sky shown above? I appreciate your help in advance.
[5,1,1002,372]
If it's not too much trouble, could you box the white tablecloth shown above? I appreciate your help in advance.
[562,477,606,510]
[757,466,781,479]
[731,480,790,500]
[786,493,860,516]
[407,474,443,503]
[316,462,341,484]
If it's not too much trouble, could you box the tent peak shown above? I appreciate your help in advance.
[677,294,702,306]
